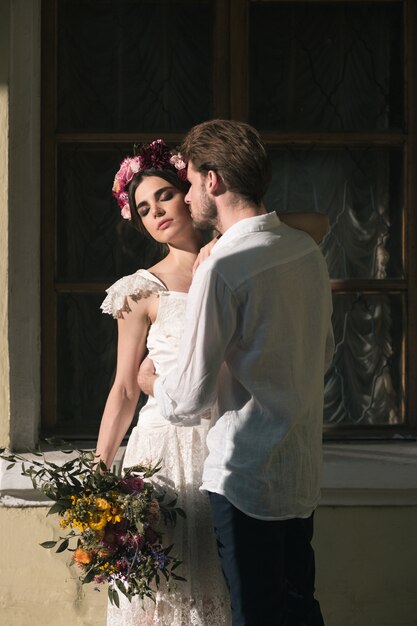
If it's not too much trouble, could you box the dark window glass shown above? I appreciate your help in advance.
[266,147,403,279]
[250,2,404,132]
[58,0,214,132]
[57,144,162,282]
[325,293,404,425]
[57,294,117,435]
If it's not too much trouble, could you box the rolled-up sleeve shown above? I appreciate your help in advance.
[153,264,237,425]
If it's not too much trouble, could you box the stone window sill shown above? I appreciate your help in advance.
[1,442,417,507]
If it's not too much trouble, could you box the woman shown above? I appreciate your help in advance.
[97,139,328,626]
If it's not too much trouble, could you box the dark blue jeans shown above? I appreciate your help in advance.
[208,492,325,626]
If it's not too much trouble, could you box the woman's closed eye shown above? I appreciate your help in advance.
[138,206,149,217]
[137,188,176,217]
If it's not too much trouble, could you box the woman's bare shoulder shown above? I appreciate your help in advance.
[101,269,165,319]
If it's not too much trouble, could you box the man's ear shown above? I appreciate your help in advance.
[206,169,223,195]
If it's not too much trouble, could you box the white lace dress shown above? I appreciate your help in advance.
[101,269,231,626]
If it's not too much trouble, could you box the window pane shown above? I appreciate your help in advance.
[57,144,162,282]
[265,147,403,279]
[324,293,404,426]
[56,294,116,435]
[250,2,404,131]
[58,0,214,132]
[56,293,147,436]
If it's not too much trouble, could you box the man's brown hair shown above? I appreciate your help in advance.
[180,119,271,206]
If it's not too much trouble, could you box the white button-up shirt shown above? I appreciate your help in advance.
[154,212,334,520]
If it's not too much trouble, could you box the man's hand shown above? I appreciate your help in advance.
[192,235,221,275]
[138,357,158,397]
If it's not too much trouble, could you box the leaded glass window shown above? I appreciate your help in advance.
[42,0,417,439]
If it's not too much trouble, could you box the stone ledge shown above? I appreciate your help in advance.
[1,442,417,507]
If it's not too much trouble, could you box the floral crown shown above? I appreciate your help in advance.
[112,139,187,220]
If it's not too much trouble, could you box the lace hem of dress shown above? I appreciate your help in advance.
[101,270,165,319]
[107,589,231,626]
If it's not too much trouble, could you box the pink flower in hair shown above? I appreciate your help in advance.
[120,203,131,220]
[169,153,188,180]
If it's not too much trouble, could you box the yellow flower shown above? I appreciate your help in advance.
[89,512,107,531]
[95,497,110,511]
[106,509,122,524]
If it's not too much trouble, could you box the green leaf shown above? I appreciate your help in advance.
[44,437,70,447]
[112,590,120,608]
[115,578,128,598]
[82,568,97,584]
[6,463,15,470]
[47,501,66,516]
[107,587,120,607]
[55,539,69,553]
[171,574,186,582]
[99,459,108,472]
[40,541,57,549]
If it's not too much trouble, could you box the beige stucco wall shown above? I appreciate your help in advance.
[1,505,417,626]
[1,0,41,451]
[0,0,10,448]
[0,507,106,625]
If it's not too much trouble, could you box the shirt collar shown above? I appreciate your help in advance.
[212,211,281,254]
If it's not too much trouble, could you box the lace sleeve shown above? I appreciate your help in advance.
[101,269,165,319]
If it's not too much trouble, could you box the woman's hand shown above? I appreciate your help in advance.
[192,235,221,275]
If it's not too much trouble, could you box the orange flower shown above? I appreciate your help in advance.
[73,547,94,565]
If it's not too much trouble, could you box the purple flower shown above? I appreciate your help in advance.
[142,139,171,169]
[93,574,106,584]
[119,476,145,494]
[151,548,167,570]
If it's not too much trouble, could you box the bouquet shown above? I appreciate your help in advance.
[0,449,185,606]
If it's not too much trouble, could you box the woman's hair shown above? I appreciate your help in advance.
[180,119,271,206]
[127,168,190,237]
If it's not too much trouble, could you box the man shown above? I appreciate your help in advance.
[138,119,334,625]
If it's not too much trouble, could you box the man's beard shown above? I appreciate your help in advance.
[191,186,219,230]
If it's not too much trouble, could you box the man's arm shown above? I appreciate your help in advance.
[137,356,158,397]
[139,264,237,425]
